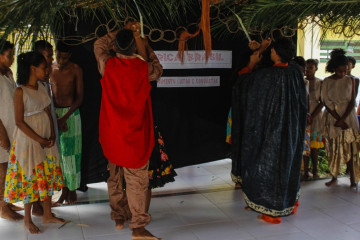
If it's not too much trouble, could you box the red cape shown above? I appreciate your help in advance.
[99,56,154,168]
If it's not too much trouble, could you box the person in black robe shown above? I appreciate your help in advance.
[231,38,307,224]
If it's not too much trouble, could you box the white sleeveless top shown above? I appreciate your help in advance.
[13,82,60,176]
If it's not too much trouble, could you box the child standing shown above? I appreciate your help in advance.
[51,41,83,205]
[4,52,66,234]
[0,40,24,221]
[305,59,324,179]
[322,49,360,187]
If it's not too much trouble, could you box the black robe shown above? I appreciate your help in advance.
[231,63,307,217]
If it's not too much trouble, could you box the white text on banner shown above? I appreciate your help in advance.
[157,76,220,88]
[154,51,232,69]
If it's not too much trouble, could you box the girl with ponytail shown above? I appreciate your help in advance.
[4,51,66,234]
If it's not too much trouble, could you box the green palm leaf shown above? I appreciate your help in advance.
[0,0,359,47]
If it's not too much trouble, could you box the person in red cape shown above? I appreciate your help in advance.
[94,27,161,240]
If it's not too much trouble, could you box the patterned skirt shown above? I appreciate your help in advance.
[310,131,324,149]
[303,126,311,156]
[4,144,64,204]
[55,108,82,191]
[148,124,177,189]
[325,128,360,182]
[226,108,232,144]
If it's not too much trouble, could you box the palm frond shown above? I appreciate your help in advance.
[1,0,360,48]
[212,0,360,40]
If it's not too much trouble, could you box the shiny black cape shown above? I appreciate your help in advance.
[231,63,307,216]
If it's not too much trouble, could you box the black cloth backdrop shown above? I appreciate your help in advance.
[61,16,249,186]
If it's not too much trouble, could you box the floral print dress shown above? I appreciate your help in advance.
[148,124,177,189]
[4,83,64,204]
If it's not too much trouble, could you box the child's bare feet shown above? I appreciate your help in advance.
[325,177,337,187]
[56,187,69,205]
[115,219,125,230]
[0,205,24,221]
[31,201,44,216]
[132,227,162,240]
[67,190,77,205]
[25,221,41,234]
[33,201,57,216]
[42,214,66,224]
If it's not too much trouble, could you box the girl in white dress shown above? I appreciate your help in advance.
[4,52,66,234]
[321,49,360,188]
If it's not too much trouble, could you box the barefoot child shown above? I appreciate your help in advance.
[4,52,66,233]
[322,49,360,188]
[305,59,324,179]
[51,41,83,205]
[27,40,59,215]
[0,40,24,221]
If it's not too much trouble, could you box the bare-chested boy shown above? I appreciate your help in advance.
[50,41,83,204]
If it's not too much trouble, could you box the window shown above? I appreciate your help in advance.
[320,40,360,62]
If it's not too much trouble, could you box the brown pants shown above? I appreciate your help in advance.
[0,162,8,207]
[107,160,150,229]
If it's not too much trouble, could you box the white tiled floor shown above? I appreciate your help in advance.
[1,158,360,240]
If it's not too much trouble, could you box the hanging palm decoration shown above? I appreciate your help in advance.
[0,0,360,49]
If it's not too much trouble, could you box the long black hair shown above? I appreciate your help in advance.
[17,51,46,85]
